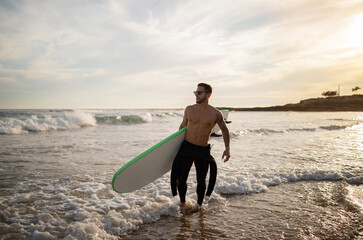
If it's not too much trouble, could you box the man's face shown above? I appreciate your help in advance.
[194,86,209,104]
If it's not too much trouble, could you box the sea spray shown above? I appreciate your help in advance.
[65,110,97,127]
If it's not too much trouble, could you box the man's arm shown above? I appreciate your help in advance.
[179,107,189,130]
[216,111,230,162]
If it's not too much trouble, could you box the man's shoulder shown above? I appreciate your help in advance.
[185,105,221,115]
[208,105,221,114]
[186,104,197,111]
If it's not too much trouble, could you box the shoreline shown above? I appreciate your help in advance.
[1,95,362,111]
[124,181,363,239]
[218,95,363,112]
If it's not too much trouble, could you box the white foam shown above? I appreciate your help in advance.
[346,185,363,213]
[214,166,361,195]
[31,230,54,240]
[1,163,362,239]
[152,112,183,118]
[140,113,152,123]
[0,111,96,134]
[96,113,153,124]
[3,174,185,238]
[65,222,118,240]
[65,110,97,127]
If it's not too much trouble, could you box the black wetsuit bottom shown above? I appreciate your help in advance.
[170,140,217,205]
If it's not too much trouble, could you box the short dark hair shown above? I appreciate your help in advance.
[198,83,212,94]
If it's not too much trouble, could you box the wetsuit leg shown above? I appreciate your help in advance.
[170,153,181,197]
[194,158,209,205]
[177,156,194,203]
[206,159,217,197]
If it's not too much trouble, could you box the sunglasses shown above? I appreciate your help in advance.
[193,91,209,96]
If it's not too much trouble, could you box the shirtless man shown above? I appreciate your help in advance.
[170,83,230,212]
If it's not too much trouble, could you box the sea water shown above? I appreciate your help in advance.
[0,109,362,239]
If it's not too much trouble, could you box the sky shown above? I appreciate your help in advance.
[0,0,363,109]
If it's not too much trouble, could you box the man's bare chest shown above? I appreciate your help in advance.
[188,112,216,127]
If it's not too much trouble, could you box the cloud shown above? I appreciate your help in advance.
[0,77,15,83]
[1,0,363,108]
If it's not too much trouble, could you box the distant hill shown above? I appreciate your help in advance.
[220,95,363,111]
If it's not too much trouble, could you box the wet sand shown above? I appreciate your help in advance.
[124,181,363,240]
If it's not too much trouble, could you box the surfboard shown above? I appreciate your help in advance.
[112,127,187,193]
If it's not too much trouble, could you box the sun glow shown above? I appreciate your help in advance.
[344,13,363,48]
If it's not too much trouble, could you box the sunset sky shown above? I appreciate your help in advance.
[1,0,363,109]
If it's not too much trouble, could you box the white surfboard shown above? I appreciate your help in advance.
[112,127,187,193]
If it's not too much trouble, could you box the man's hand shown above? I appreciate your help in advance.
[222,148,230,162]
[216,111,230,163]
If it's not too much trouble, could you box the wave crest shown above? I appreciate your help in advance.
[217,167,362,195]
[230,123,359,137]
[0,111,96,134]
[95,113,152,125]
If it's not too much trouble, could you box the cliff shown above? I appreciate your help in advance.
[219,95,363,112]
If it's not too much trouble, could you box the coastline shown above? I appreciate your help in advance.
[124,181,363,239]
[219,95,363,112]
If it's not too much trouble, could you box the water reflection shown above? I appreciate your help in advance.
[176,209,229,239]
[350,117,363,152]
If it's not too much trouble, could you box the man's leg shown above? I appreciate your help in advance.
[171,153,182,197]
[195,158,209,206]
[177,156,193,203]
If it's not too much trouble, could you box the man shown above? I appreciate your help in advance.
[170,83,230,212]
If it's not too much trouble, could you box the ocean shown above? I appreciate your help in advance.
[0,109,362,239]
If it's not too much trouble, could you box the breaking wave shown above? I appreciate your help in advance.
[94,112,181,125]
[230,123,360,137]
[0,111,96,134]
[0,110,183,134]
[95,113,152,125]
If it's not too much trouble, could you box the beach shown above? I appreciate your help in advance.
[125,182,362,239]
[0,109,362,239]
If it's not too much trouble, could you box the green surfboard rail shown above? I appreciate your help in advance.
[112,126,187,193]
